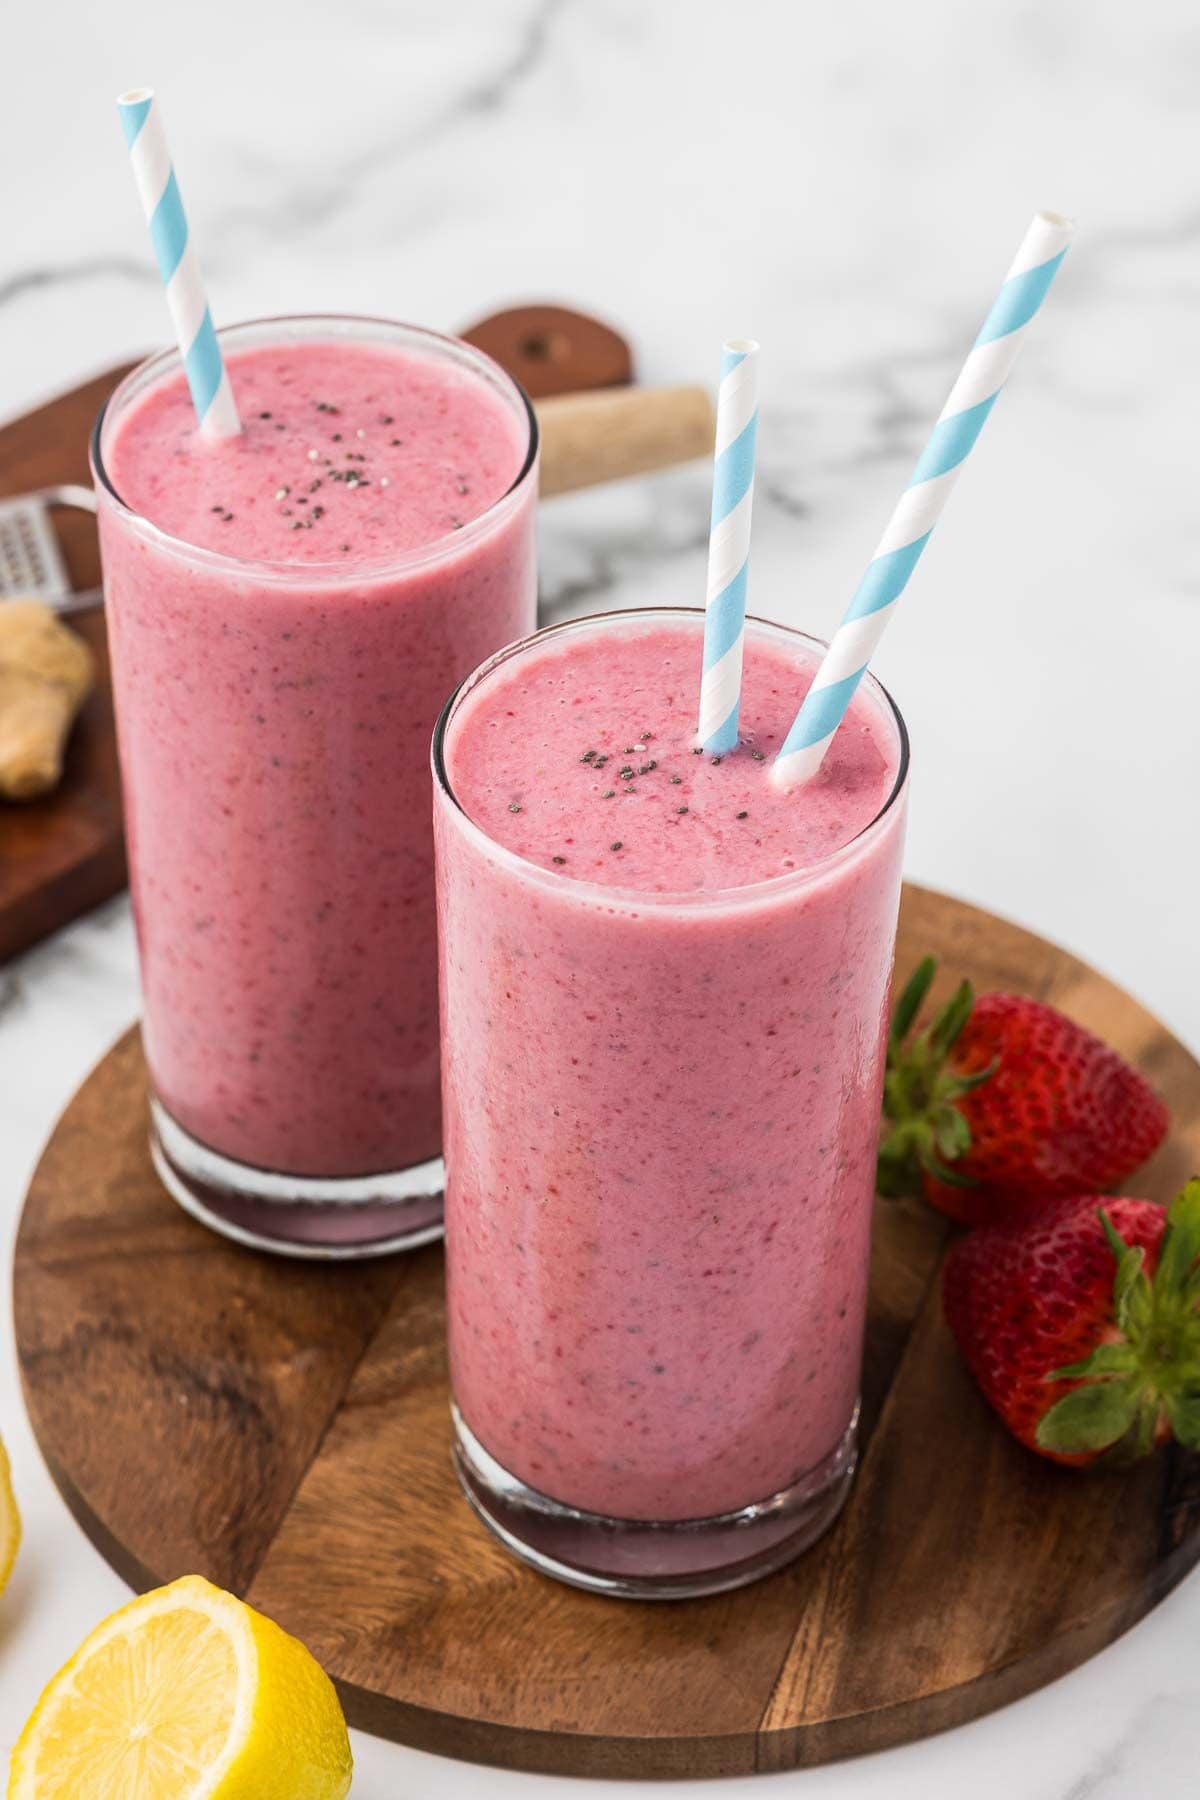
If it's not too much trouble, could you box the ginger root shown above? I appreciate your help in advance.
[0,600,94,801]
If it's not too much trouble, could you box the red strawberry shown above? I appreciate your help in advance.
[877,957,1169,1225]
[943,1183,1200,1464]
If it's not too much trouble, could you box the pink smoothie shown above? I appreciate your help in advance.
[435,612,907,1521]
[96,324,536,1177]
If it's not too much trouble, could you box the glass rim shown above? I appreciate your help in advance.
[432,606,910,911]
[90,312,540,581]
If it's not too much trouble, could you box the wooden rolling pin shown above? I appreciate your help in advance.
[535,385,715,497]
[461,307,715,496]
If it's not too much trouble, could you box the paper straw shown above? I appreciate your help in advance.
[117,88,240,439]
[697,339,760,752]
[773,210,1074,788]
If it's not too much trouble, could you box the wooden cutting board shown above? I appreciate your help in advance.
[14,886,1200,1779]
[0,366,134,962]
[0,307,712,964]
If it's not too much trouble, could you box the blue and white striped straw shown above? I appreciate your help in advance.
[773,210,1074,788]
[697,339,760,752]
[117,88,240,439]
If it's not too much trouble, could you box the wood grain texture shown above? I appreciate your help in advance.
[0,366,133,962]
[13,886,1200,1778]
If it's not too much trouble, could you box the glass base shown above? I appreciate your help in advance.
[451,1402,858,1599]
[149,1099,444,1260]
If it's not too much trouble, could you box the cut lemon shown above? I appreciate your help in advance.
[8,1574,352,1800]
[0,1435,19,1594]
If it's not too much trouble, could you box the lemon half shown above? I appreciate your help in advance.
[8,1574,352,1799]
[0,1436,19,1596]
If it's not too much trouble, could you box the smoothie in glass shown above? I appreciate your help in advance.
[95,317,537,1256]
[433,609,908,1594]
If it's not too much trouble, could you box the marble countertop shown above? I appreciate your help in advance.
[2,1,1197,1794]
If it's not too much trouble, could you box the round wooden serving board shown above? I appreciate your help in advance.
[14,885,1200,1779]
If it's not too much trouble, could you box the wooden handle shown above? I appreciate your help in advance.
[536,386,715,497]
[461,305,633,400]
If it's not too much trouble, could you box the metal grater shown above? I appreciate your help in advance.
[0,485,102,613]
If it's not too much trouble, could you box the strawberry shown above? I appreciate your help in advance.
[943,1183,1200,1464]
[877,957,1169,1225]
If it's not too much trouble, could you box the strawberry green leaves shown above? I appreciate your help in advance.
[1036,1182,1200,1458]
[1035,1382,1141,1457]
[888,955,937,1048]
[877,957,994,1198]
[1155,1178,1200,1300]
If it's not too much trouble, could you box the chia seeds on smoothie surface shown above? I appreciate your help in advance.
[445,619,894,894]
[108,339,521,563]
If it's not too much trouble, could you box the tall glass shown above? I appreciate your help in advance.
[433,609,909,1597]
[93,316,538,1257]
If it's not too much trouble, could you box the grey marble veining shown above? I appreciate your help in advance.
[1,1,1198,1793]
[0,255,154,313]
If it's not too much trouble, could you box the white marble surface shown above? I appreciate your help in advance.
[2,0,1198,1793]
